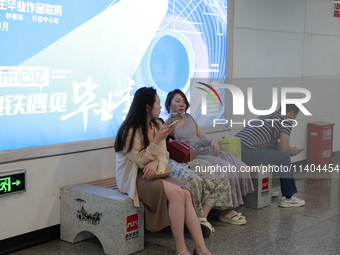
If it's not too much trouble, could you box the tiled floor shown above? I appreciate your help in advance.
[10,153,340,255]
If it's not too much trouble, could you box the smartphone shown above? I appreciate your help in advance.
[166,119,179,129]
[166,113,178,126]
[170,113,178,122]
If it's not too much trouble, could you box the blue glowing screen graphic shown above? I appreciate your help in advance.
[0,0,227,151]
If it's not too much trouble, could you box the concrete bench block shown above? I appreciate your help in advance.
[243,170,272,209]
[60,184,144,255]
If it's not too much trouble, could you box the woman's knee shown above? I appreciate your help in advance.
[163,181,185,201]
[183,189,193,202]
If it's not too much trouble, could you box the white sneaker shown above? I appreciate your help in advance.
[278,196,305,208]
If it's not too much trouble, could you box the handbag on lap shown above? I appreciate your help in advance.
[149,164,173,179]
[193,138,215,156]
[166,140,198,163]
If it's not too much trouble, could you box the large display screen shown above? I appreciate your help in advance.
[0,0,227,152]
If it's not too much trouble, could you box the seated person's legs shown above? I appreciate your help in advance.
[162,181,211,255]
[241,144,304,207]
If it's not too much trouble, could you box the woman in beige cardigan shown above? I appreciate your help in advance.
[115,87,211,255]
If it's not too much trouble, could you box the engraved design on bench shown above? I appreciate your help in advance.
[75,198,103,225]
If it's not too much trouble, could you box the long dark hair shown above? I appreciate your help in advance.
[165,89,190,113]
[114,87,160,152]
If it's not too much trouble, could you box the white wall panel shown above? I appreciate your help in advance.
[305,0,340,36]
[303,34,340,76]
[233,29,304,78]
[234,0,305,33]
[301,77,340,118]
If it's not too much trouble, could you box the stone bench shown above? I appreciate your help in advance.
[242,166,273,209]
[60,177,144,255]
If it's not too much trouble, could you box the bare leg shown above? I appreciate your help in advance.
[183,190,212,255]
[216,208,232,216]
[203,206,234,218]
[202,205,212,219]
[162,181,190,254]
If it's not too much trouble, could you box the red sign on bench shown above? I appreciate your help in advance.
[126,214,138,232]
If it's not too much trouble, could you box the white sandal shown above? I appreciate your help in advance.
[193,248,209,255]
[219,210,247,225]
[199,217,215,237]
[175,250,189,255]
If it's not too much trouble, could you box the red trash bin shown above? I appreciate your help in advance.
[307,121,335,165]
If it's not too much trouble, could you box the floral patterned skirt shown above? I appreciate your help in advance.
[198,150,255,208]
[169,158,233,217]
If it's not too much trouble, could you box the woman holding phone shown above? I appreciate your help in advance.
[115,87,212,255]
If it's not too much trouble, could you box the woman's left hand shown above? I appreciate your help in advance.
[142,159,159,179]
[210,139,220,154]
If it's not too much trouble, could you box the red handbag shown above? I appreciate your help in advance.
[166,140,198,163]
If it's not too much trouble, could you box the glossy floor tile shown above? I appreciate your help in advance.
[10,153,340,255]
